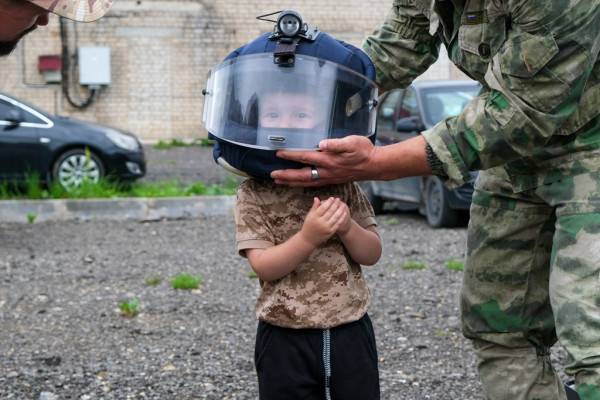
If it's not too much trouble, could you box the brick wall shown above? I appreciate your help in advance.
[0,0,465,142]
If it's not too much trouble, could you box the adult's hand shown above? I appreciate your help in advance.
[271,134,432,187]
[271,136,378,187]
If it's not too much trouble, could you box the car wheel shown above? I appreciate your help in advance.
[52,148,105,190]
[424,176,459,228]
[362,182,384,215]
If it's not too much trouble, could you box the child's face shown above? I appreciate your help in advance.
[259,92,320,129]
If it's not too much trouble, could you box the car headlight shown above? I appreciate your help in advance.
[105,129,140,151]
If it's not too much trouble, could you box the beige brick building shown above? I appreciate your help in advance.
[0,0,465,142]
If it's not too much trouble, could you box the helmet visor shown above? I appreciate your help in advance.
[203,53,377,150]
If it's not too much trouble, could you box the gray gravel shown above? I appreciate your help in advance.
[0,146,569,399]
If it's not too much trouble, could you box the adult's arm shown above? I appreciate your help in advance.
[271,135,432,186]
[272,0,441,186]
[274,1,600,188]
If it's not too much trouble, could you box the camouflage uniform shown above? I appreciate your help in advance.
[235,179,377,329]
[27,0,112,22]
[363,1,600,399]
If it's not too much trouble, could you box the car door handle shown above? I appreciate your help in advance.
[40,137,51,143]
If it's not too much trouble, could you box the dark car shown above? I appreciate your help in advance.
[0,92,145,189]
[361,80,481,227]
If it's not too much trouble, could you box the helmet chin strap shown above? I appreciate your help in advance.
[216,157,250,178]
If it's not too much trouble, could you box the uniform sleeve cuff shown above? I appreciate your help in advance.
[422,124,471,189]
[355,216,377,229]
[237,239,274,257]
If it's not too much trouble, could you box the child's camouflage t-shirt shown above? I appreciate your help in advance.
[235,179,377,329]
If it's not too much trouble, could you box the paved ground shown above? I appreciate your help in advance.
[141,145,233,185]
[0,145,569,399]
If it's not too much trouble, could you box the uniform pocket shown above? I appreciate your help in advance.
[499,32,559,78]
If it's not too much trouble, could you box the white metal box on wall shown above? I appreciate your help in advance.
[78,47,111,86]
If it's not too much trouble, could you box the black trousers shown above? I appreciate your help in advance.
[255,314,380,400]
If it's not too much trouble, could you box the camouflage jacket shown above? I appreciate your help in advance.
[363,0,600,191]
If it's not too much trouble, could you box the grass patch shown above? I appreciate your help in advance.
[401,261,427,270]
[446,260,464,271]
[0,176,239,200]
[145,276,162,286]
[248,271,258,279]
[26,212,37,224]
[170,273,203,290]
[153,138,214,150]
[118,298,140,318]
[383,217,401,225]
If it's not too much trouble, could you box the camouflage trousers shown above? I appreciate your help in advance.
[462,167,600,400]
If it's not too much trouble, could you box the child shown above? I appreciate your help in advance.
[236,94,382,400]
[203,11,382,399]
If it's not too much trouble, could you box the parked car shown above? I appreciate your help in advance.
[361,80,481,227]
[0,92,145,189]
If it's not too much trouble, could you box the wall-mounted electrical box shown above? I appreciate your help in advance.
[78,47,111,87]
[38,55,62,84]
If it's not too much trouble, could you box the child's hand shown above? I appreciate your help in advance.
[300,197,346,246]
[335,200,352,236]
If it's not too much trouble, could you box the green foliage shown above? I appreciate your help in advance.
[170,273,203,290]
[248,271,258,279]
[401,261,427,270]
[25,172,44,199]
[26,213,37,224]
[0,174,238,200]
[383,217,401,225]
[195,138,215,147]
[434,329,450,337]
[118,298,140,318]
[145,276,162,286]
[446,260,464,271]
[153,138,214,149]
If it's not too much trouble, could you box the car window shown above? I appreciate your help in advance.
[0,98,47,125]
[377,90,402,131]
[0,99,19,121]
[398,87,418,119]
[421,85,481,125]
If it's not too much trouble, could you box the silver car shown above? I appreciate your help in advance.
[361,80,481,228]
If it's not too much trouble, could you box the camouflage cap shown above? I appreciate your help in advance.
[27,0,113,22]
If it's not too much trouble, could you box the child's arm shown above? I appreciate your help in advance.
[335,198,382,266]
[246,197,344,282]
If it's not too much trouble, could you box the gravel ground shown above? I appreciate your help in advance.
[0,146,569,399]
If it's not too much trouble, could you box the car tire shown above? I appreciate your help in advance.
[424,176,459,228]
[362,182,384,215]
[52,148,105,190]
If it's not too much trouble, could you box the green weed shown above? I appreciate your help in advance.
[0,174,238,200]
[401,261,427,270]
[26,213,37,224]
[154,138,213,149]
[170,273,203,290]
[145,276,162,286]
[383,217,401,225]
[118,298,140,318]
[446,260,464,271]
[248,271,258,279]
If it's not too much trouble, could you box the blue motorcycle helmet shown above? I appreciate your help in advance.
[202,10,378,180]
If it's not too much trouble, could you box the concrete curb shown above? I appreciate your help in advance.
[0,196,236,224]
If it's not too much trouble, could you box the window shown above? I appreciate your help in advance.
[421,85,481,126]
[398,87,418,119]
[376,90,402,131]
[0,97,46,125]
[0,99,19,122]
